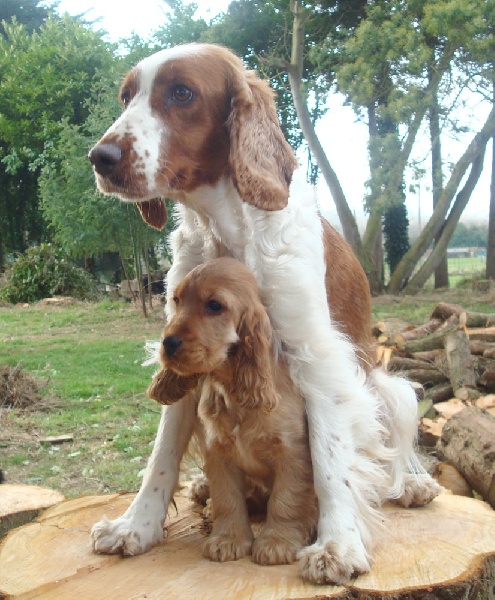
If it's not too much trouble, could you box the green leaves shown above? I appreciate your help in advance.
[0,243,100,303]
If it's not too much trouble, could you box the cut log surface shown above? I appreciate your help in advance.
[0,484,64,538]
[1,492,495,599]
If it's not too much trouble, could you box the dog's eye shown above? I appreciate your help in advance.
[205,299,223,314]
[120,91,131,108]
[171,84,193,104]
[173,296,179,305]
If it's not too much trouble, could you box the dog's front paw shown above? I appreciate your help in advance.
[91,515,165,556]
[203,532,253,562]
[298,539,370,585]
[252,533,300,565]
[395,473,443,508]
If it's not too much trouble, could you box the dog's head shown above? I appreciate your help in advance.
[88,44,297,229]
[147,257,278,410]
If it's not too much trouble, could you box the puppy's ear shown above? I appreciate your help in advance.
[137,199,167,230]
[227,69,298,212]
[232,302,279,411]
[147,369,199,404]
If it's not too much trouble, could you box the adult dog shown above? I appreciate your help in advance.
[89,43,440,584]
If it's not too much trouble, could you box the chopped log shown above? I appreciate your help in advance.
[400,316,459,355]
[424,382,454,403]
[467,326,495,343]
[432,462,473,497]
[443,328,479,400]
[430,302,466,321]
[0,484,64,537]
[387,356,433,371]
[1,493,495,599]
[469,340,495,356]
[419,417,447,446]
[399,368,447,386]
[482,367,495,382]
[437,407,495,508]
[398,318,442,341]
[411,349,444,362]
[431,302,495,328]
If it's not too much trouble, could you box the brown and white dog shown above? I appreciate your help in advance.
[89,43,440,584]
[148,257,318,566]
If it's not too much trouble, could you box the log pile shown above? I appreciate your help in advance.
[374,302,495,508]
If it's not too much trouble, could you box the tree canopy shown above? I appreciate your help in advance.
[0,0,493,294]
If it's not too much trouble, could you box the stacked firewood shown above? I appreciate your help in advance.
[373,302,495,508]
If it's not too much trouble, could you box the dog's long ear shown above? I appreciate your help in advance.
[227,69,298,211]
[147,369,199,404]
[231,301,279,411]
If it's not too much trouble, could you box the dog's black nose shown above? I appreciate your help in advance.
[163,335,182,357]
[88,143,123,176]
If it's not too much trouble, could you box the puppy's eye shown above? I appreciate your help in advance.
[171,84,193,104]
[205,299,223,314]
[173,296,179,305]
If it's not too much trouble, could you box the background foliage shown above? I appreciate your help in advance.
[0,0,493,297]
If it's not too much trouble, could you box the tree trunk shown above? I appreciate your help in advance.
[389,105,495,293]
[2,492,495,599]
[429,57,449,288]
[437,407,495,508]
[287,1,381,291]
[403,146,488,294]
[487,80,495,280]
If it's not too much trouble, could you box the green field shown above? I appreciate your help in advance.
[1,276,493,498]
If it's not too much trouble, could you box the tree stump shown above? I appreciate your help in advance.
[0,484,64,538]
[1,492,495,599]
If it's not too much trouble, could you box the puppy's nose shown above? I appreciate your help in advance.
[163,335,182,357]
[88,143,123,176]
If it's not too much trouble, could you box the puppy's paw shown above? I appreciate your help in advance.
[203,532,253,562]
[252,533,300,565]
[189,474,210,506]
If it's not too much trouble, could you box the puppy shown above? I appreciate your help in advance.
[148,257,318,566]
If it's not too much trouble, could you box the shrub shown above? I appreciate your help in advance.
[0,244,100,303]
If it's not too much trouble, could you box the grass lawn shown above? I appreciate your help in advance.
[1,299,169,497]
[1,283,494,499]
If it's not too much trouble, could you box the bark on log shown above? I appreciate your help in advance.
[1,493,495,599]
[400,316,459,355]
[469,340,495,356]
[387,356,434,371]
[398,318,443,341]
[443,328,479,398]
[411,349,444,362]
[431,302,495,327]
[402,369,448,386]
[424,382,454,403]
[438,407,495,508]
[467,327,495,343]
[0,484,64,538]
